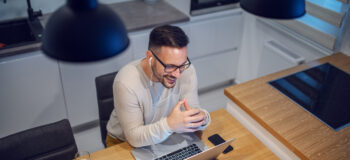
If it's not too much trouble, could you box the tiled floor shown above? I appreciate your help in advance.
[73,83,232,153]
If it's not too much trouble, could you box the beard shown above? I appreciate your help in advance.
[151,64,177,89]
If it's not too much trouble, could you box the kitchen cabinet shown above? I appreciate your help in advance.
[193,50,239,89]
[257,40,305,77]
[256,19,331,77]
[0,51,67,137]
[188,12,242,59]
[236,13,332,82]
[188,10,243,90]
[58,47,133,126]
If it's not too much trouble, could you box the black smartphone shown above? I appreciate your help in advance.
[208,134,234,154]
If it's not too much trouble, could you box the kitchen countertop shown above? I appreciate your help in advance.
[0,0,189,58]
[225,53,350,159]
[110,0,188,32]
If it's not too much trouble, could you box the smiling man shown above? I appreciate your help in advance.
[106,25,211,147]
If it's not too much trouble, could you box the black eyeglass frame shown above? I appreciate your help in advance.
[149,50,191,73]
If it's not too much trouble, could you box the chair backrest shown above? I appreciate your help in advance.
[0,119,77,160]
[95,71,118,147]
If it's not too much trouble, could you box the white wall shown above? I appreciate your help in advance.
[0,0,131,21]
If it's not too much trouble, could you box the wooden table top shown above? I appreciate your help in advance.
[90,109,278,160]
[224,53,350,160]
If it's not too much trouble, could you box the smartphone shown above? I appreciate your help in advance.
[208,134,234,154]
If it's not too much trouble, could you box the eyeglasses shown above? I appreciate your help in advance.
[150,50,191,73]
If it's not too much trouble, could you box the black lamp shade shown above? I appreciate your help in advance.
[240,0,306,19]
[42,0,129,62]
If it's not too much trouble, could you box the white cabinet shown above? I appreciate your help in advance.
[189,10,243,89]
[188,11,243,59]
[257,40,305,77]
[258,19,329,62]
[59,47,133,126]
[236,13,331,83]
[193,50,239,89]
[0,51,67,137]
[255,19,330,78]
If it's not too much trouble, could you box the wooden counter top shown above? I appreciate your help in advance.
[90,109,278,160]
[225,53,350,160]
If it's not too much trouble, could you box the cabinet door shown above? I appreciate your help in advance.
[0,51,67,137]
[257,41,305,77]
[192,50,239,90]
[257,19,328,63]
[237,18,330,83]
[255,20,329,78]
[59,47,133,126]
[188,13,243,59]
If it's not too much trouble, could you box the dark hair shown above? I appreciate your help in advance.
[148,25,189,53]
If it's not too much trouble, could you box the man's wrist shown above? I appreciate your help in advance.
[165,117,174,133]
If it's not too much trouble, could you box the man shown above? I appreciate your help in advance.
[106,25,211,148]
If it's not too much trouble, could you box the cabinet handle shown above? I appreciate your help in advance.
[265,41,305,65]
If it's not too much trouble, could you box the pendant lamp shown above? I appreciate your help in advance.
[41,0,129,62]
[240,0,306,19]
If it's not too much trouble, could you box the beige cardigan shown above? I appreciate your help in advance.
[107,59,211,147]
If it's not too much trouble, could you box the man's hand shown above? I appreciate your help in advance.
[166,99,207,133]
[184,99,207,127]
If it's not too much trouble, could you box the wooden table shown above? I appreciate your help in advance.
[90,109,278,160]
[225,53,350,160]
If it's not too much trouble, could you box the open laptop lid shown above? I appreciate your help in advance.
[131,133,207,160]
[186,138,235,160]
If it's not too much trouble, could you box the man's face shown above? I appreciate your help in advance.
[151,46,188,89]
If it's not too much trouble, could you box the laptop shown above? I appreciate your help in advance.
[131,133,235,160]
[186,137,235,160]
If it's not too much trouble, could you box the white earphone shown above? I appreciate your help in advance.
[149,57,153,63]
[149,57,153,86]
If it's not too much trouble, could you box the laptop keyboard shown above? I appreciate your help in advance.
[154,144,202,160]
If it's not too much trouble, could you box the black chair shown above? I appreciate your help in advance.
[95,71,118,147]
[0,119,78,160]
